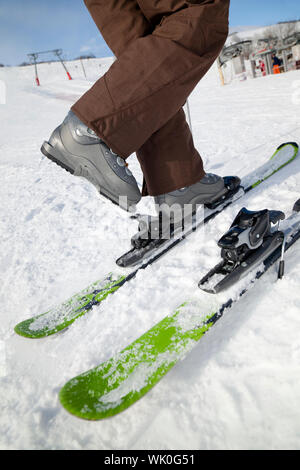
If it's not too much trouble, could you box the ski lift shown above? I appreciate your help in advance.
[27,49,72,86]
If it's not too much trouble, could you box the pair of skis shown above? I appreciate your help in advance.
[60,200,300,420]
[14,142,300,420]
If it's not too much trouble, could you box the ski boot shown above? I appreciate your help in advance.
[154,174,235,213]
[41,111,141,211]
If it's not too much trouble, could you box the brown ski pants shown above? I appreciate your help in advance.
[72,0,230,196]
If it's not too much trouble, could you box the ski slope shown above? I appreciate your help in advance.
[1,56,300,450]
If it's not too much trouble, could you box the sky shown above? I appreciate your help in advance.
[0,0,299,66]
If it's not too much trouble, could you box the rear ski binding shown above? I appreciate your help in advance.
[198,207,286,293]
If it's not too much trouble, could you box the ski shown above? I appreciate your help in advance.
[59,199,300,420]
[14,142,298,339]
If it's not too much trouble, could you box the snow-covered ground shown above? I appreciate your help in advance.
[1,55,300,450]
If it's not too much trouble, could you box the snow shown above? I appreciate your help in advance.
[1,54,300,450]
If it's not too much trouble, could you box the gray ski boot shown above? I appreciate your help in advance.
[154,173,229,221]
[41,111,141,211]
[131,174,239,242]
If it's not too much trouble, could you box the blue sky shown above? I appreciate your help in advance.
[0,0,299,65]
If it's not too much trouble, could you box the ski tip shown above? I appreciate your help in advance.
[14,320,50,339]
[14,320,32,338]
[293,199,300,213]
[277,142,299,151]
[14,321,37,339]
[269,142,299,164]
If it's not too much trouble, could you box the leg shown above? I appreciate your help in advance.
[42,1,150,210]
[42,0,230,211]
[137,108,203,196]
[79,0,206,196]
[72,0,229,158]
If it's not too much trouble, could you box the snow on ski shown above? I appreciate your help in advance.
[59,199,300,420]
[14,142,299,339]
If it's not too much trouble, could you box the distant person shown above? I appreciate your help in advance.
[40,0,236,221]
[258,59,266,76]
[272,53,281,74]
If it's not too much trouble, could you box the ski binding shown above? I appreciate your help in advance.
[116,176,241,267]
[198,206,286,293]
